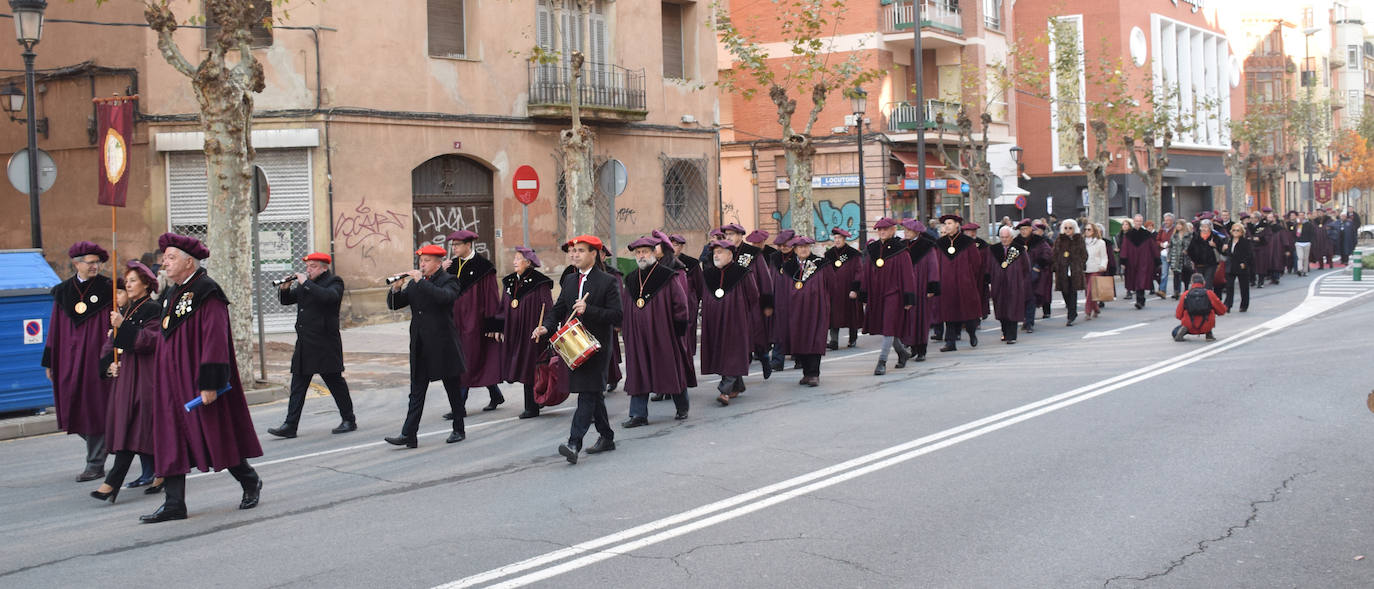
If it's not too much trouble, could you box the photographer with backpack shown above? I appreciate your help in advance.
[1174,273,1227,342]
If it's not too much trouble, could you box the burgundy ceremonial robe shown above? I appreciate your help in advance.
[1311,217,1334,261]
[669,264,699,388]
[699,262,759,376]
[936,234,984,322]
[822,244,865,329]
[1248,223,1272,276]
[902,235,941,348]
[781,255,831,355]
[1015,234,1054,305]
[500,270,554,385]
[859,238,917,337]
[447,254,504,388]
[1262,221,1287,272]
[678,253,704,357]
[621,263,691,396]
[1118,228,1160,291]
[150,270,262,475]
[771,252,795,348]
[735,243,775,349]
[41,274,114,437]
[973,238,992,316]
[99,297,160,455]
[989,243,1032,322]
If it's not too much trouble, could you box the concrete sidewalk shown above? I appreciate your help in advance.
[1,320,412,441]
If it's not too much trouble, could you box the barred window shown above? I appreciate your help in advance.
[662,157,708,231]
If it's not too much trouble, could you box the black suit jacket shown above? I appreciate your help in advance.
[279,271,346,375]
[543,265,623,393]
[388,271,465,380]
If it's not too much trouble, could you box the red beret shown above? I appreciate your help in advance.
[561,234,604,252]
[67,241,109,262]
[157,233,210,260]
[302,252,332,264]
[415,244,447,256]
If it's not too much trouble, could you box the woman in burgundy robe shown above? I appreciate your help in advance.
[91,262,163,503]
[699,241,759,404]
[822,228,864,349]
[935,215,983,352]
[781,237,829,386]
[501,247,554,419]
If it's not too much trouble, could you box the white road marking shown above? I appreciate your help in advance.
[439,272,1374,589]
[1080,322,1149,339]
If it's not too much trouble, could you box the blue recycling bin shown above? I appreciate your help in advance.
[0,249,61,414]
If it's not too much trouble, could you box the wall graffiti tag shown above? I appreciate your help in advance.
[333,199,407,264]
[413,204,492,256]
[770,199,862,241]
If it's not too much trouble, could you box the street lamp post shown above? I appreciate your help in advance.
[852,87,867,244]
[1302,26,1321,213]
[8,0,47,249]
[1009,145,1024,220]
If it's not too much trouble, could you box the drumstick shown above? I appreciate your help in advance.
[532,304,546,341]
[567,293,589,323]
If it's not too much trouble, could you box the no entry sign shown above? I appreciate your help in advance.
[513,165,540,205]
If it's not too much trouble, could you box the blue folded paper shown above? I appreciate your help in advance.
[184,382,235,412]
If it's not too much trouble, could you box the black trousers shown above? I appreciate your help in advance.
[1000,320,1018,341]
[828,327,858,345]
[717,375,746,395]
[404,370,465,437]
[284,371,355,426]
[1225,273,1250,310]
[1134,289,1146,307]
[77,433,107,471]
[795,354,822,377]
[1060,288,1078,321]
[102,450,149,489]
[569,391,613,447]
[522,382,538,413]
[943,320,978,348]
[161,461,257,511]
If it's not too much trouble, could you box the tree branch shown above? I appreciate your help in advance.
[144,1,197,78]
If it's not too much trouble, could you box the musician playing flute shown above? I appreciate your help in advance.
[988,226,1033,344]
[500,246,554,419]
[384,245,468,449]
[533,235,623,465]
[268,252,356,438]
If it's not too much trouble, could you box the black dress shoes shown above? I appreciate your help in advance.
[126,477,153,489]
[239,480,262,510]
[518,410,541,419]
[675,410,688,420]
[144,481,163,495]
[482,395,504,411]
[446,431,466,443]
[331,421,357,434]
[139,505,188,524]
[585,437,616,454]
[621,416,648,428]
[442,412,454,420]
[90,487,119,504]
[384,435,418,449]
[558,443,580,464]
[969,333,979,347]
[894,344,912,368]
[873,361,886,376]
[650,393,666,402]
[76,469,105,483]
[827,341,839,351]
[267,424,297,439]
[939,343,957,353]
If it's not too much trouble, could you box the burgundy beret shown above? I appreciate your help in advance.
[831,228,852,238]
[669,233,687,245]
[627,236,659,251]
[446,230,479,242]
[157,233,210,260]
[939,214,965,225]
[67,241,109,262]
[789,236,816,246]
[709,240,736,252]
[514,246,541,268]
[720,223,746,235]
[873,217,897,229]
[902,218,928,233]
[961,222,981,231]
[745,230,770,243]
[125,260,159,293]
[773,230,796,245]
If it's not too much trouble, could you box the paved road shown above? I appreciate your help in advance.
[2,270,1372,588]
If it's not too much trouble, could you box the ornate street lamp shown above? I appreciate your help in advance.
[8,0,47,249]
[851,87,868,243]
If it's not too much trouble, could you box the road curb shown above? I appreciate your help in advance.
[0,384,288,442]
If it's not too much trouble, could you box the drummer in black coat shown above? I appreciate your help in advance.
[384,245,468,448]
[268,252,356,438]
[533,235,623,465]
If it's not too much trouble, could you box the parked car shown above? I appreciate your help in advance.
[1360,224,1374,240]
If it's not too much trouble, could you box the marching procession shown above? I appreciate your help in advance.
[39,204,1362,523]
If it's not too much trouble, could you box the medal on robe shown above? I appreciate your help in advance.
[834,260,842,268]
[89,295,99,303]
[74,301,88,314]
[947,247,956,254]
[875,258,884,267]
[794,281,803,290]
[510,298,519,309]
[1063,251,1070,258]
[714,288,725,298]
[162,315,170,329]
[636,297,646,308]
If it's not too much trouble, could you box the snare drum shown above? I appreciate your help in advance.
[551,316,601,370]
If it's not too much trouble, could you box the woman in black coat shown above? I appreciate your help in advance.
[1220,223,1253,312]
[1187,220,1225,295]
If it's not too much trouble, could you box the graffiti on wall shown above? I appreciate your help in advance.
[413,204,491,256]
[770,199,862,241]
[333,199,407,265]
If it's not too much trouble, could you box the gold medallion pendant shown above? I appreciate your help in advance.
[875,258,885,267]
[162,315,170,329]
[794,281,803,290]
[714,288,725,298]
[1064,251,1070,258]
[510,298,519,309]
[947,247,956,254]
[74,302,88,314]
[636,297,646,308]
[834,260,843,268]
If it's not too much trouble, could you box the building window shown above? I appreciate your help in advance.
[1048,15,1086,170]
[203,1,272,48]
[1350,45,1361,70]
[662,2,685,79]
[1151,15,1233,148]
[428,0,467,58]
[983,0,1002,31]
[662,157,709,231]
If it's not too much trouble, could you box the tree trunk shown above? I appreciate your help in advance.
[969,164,992,230]
[1078,121,1111,228]
[562,126,596,237]
[784,134,816,239]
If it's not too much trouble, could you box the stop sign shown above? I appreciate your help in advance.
[513,165,539,205]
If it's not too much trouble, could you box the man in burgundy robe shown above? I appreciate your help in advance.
[1118,218,1160,309]
[669,234,703,359]
[935,215,983,352]
[989,226,1032,344]
[963,221,992,328]
[727,225,776,378]
[42,241,115,482]
[1261,209,1287,285]
[768,229,796,371]
[445,230,505,414]
[699,240,759,404]
[1012,220,1052,333]
[781,237,829,386]
[823,228,864,350]
[141,234,263,523]
[620,236,692,426]
[901,219,941,361]
[859,218,915,375]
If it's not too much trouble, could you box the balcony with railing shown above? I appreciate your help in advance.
[885,100,961,133]
[881,0,963,36]
[527,61,648,122]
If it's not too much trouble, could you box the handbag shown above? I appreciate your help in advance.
[532,347,570,407]
[1091,275,1116,302]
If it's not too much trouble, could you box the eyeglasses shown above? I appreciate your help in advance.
[73,259,102,266]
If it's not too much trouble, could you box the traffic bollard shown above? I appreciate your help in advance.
[1354,249,1363,281]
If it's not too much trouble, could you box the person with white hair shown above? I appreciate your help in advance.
[1186,218,1225,294]
[1050,219,1088,326]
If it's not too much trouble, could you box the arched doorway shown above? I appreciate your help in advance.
[411,155,496,257]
